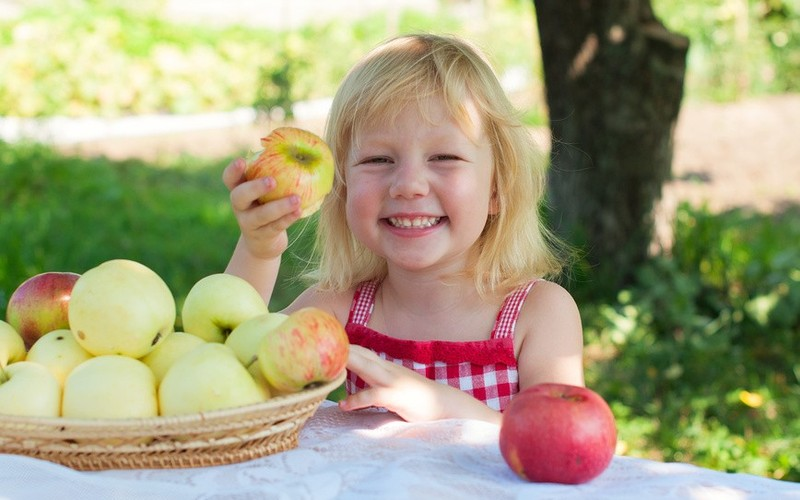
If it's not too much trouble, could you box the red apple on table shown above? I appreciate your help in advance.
[245,126,334,218]
[500,383,617,485]
[5,271,81,349]
[257,307,348,393]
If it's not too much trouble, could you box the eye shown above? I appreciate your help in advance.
[430,154,462,162]
[359,156,392,165]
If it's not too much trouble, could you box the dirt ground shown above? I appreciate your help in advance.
[63,93,800,240]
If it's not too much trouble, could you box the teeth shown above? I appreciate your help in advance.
[388,216,441,228]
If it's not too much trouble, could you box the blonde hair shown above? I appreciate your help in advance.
[311,33,566,297]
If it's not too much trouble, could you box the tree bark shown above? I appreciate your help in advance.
[533,0,689,293]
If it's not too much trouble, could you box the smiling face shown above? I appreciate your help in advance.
[344,95,495,275]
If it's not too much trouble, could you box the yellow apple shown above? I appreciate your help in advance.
[225,312,289,397]
[62,355,158,419]
[26,329,93,386]
[258,307,349,393]
[140,331,206,383]
[68,259,176,358]
[159,343,268,416]
[0,361,61,417]
[225,312,288,371]
[245,126,334,218]
[181,273,268,343]
[0,320,26,368]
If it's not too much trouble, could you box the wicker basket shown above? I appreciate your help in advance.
[0,372,344,471]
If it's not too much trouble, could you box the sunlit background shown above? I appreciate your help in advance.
[0,0,798,483]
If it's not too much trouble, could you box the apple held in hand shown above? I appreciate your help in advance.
[68,259,175,358]
[0,320,26,368]
[500,383,617,485]
[5,271,80,349]
[159,343,268,416]
[181,273,268,343]
[62,355,158,419]
[0,361,61,417]
[26,329,93,386]
[258,307,348,393]
[245,126,334,218]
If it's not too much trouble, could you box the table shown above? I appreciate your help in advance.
[1,401,798,499]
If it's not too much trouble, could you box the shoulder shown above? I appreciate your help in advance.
[282,285,356,326]
[525,280,579,315]
[515,280,582,348]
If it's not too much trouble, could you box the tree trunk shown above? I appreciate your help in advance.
[533,0,689,294]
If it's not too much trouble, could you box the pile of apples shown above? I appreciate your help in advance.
[0,259,349,419]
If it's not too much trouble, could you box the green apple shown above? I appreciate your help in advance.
[159,343,268,416]
[245,126,334,218]
[0,361,61,417]
[26,329,93,386]
[225,312,288,397]
[258,307,349,393]
[140,331,206,383]
[68,259,176,358]
[5,271,80,349]
[0,320,26,368]
[62,355,158,419]
[181,273,268,343]
[225,312,288,370]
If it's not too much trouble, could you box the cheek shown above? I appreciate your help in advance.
[345,182,379,228]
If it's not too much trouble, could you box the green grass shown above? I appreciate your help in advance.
[1,142,798,482]
[0,141,312,315]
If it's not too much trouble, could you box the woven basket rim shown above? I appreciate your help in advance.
[0,371,344,430]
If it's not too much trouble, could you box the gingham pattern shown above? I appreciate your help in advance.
[345,280,537,411]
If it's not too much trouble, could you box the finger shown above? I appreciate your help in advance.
[339,386,389,412]
[222,158,247,191]
[229,177,275,212]
[237,194,302,231]
[346,345,393,388]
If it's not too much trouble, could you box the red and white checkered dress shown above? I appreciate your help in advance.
[345,280,538,411]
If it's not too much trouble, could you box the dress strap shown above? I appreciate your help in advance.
[347,280,379,326]
[490,280,538,340]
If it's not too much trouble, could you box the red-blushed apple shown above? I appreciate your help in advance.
[499,383,617,484]
[5,271,80,349]
[245,126,334,218]
[257,307,348,393]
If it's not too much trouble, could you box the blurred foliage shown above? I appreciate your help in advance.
[0,0,540,118]
[653,0,800,100]
[582,202,800,481]
[2,0,797,118]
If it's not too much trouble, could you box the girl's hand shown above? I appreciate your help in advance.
[340,345,501,424]
[222,158,302,261]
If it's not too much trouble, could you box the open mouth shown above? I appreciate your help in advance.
[386,216,442,229]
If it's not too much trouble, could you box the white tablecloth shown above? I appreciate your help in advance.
[1,401,798,499]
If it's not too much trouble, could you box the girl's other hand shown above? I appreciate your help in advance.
[222,158,303,261]
[340,345,501,424]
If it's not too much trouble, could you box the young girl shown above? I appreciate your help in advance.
[223,33,584,425]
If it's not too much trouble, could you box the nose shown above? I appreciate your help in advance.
[388,159,429,199]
